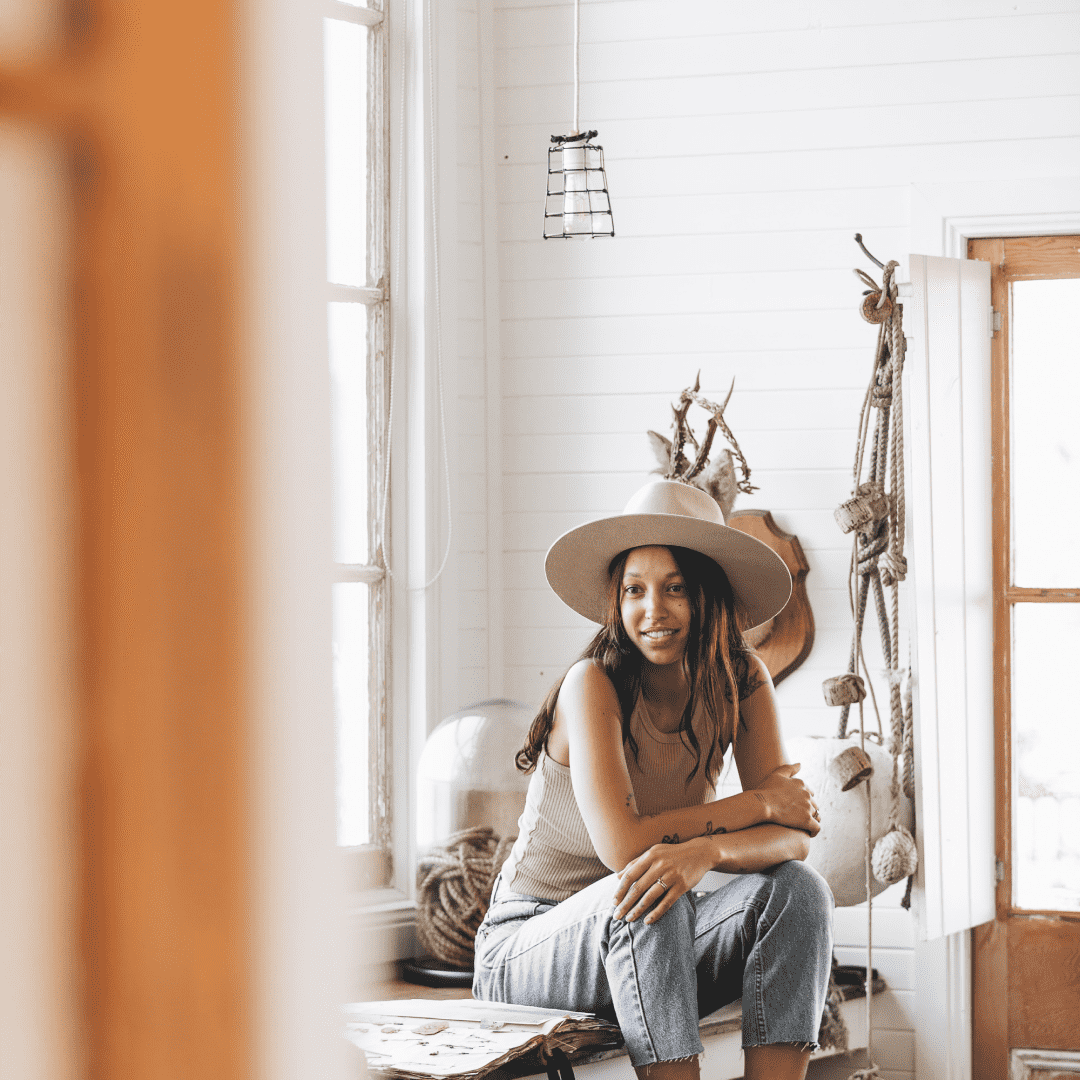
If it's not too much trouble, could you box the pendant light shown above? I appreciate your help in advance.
[543,0,614,239]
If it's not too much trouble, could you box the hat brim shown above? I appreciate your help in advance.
[544,512,792,630]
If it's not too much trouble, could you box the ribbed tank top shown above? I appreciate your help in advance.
[498,696,718,902]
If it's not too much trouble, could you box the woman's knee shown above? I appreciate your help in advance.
[768,859,834,924]
[611,889,695,946]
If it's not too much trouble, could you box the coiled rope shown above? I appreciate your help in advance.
[416,826,515,968]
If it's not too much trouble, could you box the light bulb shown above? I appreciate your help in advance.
[562,142,590,235]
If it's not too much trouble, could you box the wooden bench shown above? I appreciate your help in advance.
[363,970,881,1080]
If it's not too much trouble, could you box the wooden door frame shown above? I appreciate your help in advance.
[901,192,1080,1080]
[969,234,1080,1080]
[0,5,250,1079]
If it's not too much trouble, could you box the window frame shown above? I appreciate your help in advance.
[977,233,1080,919]
[324,0,392,889]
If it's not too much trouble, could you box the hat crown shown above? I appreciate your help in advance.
[622,480,725,525]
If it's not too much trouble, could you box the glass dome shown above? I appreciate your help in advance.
[415,699,534,856]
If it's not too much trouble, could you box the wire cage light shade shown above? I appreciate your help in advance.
[544,130,614,239]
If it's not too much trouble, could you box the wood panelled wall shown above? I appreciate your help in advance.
[449,2,1080,1077]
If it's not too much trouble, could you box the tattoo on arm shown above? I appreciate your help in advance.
[742,667,764,699]
[625,793,635,808]
[702,820,727,836]
[661,833,681,845]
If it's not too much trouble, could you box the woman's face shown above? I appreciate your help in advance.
[619,546,692,667]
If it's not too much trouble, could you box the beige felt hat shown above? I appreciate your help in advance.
[544,480,791,630]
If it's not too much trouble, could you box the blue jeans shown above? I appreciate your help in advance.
[472,860,833,1068]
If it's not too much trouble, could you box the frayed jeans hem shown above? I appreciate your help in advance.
[742,1040,819,1053]
[635,1053,701,1074]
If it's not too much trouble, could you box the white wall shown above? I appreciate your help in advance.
[457,0,490,707]
[450,3,1080,1076]
[457,0,507,711]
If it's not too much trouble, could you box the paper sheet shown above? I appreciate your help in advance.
[344,999,620,1079]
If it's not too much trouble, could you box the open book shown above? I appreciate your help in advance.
[344,998,622,1079]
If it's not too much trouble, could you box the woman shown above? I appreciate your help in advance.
[472,481,833,1080]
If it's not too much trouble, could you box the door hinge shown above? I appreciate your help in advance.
[989,308,1003,336]
[995,858,1006,883]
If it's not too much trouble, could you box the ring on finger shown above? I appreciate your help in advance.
[657,878,669,891]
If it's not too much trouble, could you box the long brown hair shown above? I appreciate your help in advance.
[516,545,758,783]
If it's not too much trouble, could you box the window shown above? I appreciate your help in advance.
[324,0,391,887]
[976,234,1080,917]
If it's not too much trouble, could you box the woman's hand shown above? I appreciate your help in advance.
[753,763,821,836]
[612,838,715,924]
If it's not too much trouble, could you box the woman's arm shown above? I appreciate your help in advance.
[610,658,819,922]
[613,825,810,923]
[556,657,818,871]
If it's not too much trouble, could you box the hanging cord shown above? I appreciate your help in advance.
[849,607,879,1079]
[856,693,879,1080]
[377,0,454,589]
[421,0,453,590]
[572,0,581,134]
[377,0,409,574]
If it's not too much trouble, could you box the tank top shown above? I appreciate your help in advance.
[498,695,718,902]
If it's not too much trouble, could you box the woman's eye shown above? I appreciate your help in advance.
[669,583,685,593]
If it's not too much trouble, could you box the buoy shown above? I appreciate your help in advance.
[785,735,913,907]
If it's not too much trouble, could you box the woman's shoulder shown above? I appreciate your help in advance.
[560,657,619,702]
[548,659,624,764]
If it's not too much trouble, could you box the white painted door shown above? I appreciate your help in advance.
[903,254,996,941]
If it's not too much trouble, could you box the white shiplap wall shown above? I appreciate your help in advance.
[456,0,489,708]
[449,3,1080,1077]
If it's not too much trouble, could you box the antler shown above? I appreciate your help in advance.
[673,377,756,494]
[667,395,694,478]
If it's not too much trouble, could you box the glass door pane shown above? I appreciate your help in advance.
[1011,603,1080,911]
[1010,278,1080,587]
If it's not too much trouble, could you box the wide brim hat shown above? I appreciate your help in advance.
[545,480,791,630]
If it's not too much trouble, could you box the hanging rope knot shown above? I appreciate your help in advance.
[856,529,889,576]
[835,481,890,535]
[823,672,867,707]
[879,550,908,586]
[872,826,918,886]
[870,358,894,407]
[416,826,515,968]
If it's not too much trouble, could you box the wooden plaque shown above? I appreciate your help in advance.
[727,509,814,686]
